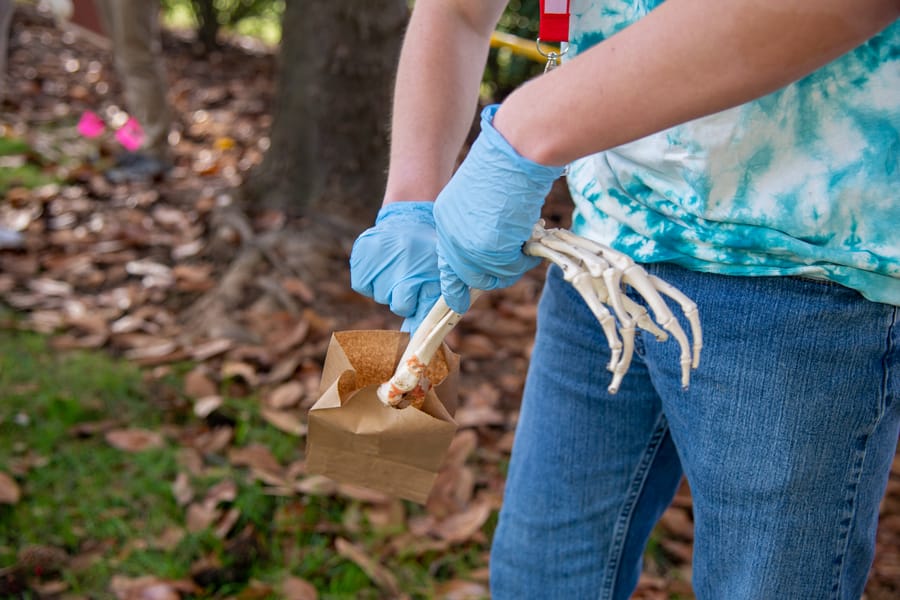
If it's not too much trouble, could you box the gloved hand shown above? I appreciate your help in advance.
[434,104,565,313]
[350,201,441,334]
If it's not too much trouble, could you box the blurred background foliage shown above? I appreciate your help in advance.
[161,0,285,48]
[160,0,542,101]
[485,0,543,101]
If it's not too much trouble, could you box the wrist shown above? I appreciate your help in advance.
[492,96,569,168]
[376,201,435,226]
[477,104,566,181]
[383,172,445,206]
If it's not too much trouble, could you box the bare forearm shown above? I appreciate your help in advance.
[383,0,507,204]
[495,0,899,166]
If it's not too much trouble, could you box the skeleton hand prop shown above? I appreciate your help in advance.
[379,222,703,407]
[524,221,702,393]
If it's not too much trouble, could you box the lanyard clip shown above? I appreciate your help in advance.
[536,38,568,73]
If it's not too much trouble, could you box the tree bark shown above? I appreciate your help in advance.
[191,0,219,52]
[242,0,408,228]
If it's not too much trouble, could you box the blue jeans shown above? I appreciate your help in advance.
[490,264,900,599]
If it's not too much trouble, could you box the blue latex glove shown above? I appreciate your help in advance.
[433,104,565,313]
[350,201,441,334]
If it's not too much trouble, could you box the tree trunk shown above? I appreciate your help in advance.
[191,0,219,53]
[241,0,408,228]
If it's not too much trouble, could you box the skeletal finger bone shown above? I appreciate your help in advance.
[648,274,703,369]
[550,227,700,335]
[525,221,703,391]
[523,239,628,391]
[529,225,663,339]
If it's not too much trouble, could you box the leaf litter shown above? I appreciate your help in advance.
[0,4,897,599]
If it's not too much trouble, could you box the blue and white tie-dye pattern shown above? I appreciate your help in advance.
[566,1,900,306]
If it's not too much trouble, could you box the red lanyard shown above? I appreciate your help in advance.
[539,0,571,43]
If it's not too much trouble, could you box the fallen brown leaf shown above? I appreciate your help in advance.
[282,575,318,600]
[236,579,276,599]
[270,319,310,354]
[151,527,186,552]
[434,579,489,600]
[172,262,214,291]
[660,538,694,563]
[187,426,233,454]
[183,367,219,398]
[281,277,315,303]
[221,360,259,386]
[386,531,451,557]
[455,333,496,359]
[177,447,206,475]
[193,395,223,418]
[430,499,493,544]
[658,507,694,540]
[65,312,109,337]
[205,479,238,505]
[334,537,400,596]
[336,483,391,504]
[123,339,180,362]
[444,430,478,467]
[260,407,306,436]
[295,475,338,496]
[50,331,108,349]
[263,350,304,385]
[172,472,194,506]
[265,381,304,409]
[188,337,234,361]
[28,277,72,297]
[214,506,241,539]
[109,575,198,600]
[426,464,476,518]
[125,259,174,287]
[453,405,506,429]
[30,580,69,596]
[228,443,283,474]
[186,502,220,532]
[493,430,515,454]
[105,428,165,452]
[364,499,406,531]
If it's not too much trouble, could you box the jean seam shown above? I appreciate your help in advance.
[600,414,669,599]
[830,309,894,599]
[830,427,874,599]
[881,307,898,413]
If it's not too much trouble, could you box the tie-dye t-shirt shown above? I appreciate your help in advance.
[565,1,900,306]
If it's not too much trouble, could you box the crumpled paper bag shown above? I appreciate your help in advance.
[306,330,459,504]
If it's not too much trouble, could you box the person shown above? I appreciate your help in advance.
[350,0,899,598]
[93,0,172,183]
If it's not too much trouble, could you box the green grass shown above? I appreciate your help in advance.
[0,137,58,194]
[0,323,490,598]
[0,330,181,585]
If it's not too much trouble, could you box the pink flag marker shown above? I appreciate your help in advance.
[115,116,145,152]
[77,111,105,138]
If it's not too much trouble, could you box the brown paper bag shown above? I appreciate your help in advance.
[306,330,460,504]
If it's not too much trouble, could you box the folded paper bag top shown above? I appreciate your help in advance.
[306,330,460,504]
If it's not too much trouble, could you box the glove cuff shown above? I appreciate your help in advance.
[479,104,565,183]
[375,201,435,227]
